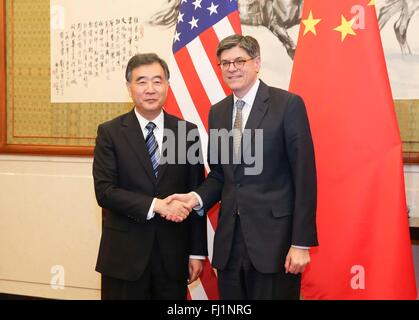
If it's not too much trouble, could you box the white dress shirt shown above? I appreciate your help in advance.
[134,108,164,221]
[232,79,260,129]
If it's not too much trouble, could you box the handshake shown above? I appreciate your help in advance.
[154,192,200,223]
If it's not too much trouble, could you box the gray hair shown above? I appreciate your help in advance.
[216,35,260,60]
[125,53,170,82]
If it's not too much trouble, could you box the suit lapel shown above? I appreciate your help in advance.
[221,95,234,132]
[121,109,157,184]
[244,81,270,132]
[216,96,235,172]
[156,112,176,185]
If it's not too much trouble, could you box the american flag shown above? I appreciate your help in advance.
[163,0,242,300]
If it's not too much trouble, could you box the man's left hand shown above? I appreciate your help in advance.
[284,247,310,274]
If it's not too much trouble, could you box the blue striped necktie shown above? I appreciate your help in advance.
[145,122,160,178]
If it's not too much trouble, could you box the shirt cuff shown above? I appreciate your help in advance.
[190,192,204,216]
[191,191,203,210]
[291,245,310,250]
[189,255,206,260]
[147,198,157,220]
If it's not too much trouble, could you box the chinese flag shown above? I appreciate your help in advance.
[289,0,417,299]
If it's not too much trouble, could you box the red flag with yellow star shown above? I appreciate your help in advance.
[289,0,417,299]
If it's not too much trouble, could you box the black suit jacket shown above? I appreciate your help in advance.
[93,109,207,281]
[195,81,317,273]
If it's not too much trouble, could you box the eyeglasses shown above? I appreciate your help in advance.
[218,57,257,70]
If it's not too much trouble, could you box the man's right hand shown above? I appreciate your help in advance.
[154,198,191,222]
[166,192,200,210]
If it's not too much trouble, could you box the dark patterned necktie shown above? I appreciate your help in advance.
[145,122,160,178]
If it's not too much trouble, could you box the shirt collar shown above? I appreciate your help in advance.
[233,79,260,108]
[134,108,164,132]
